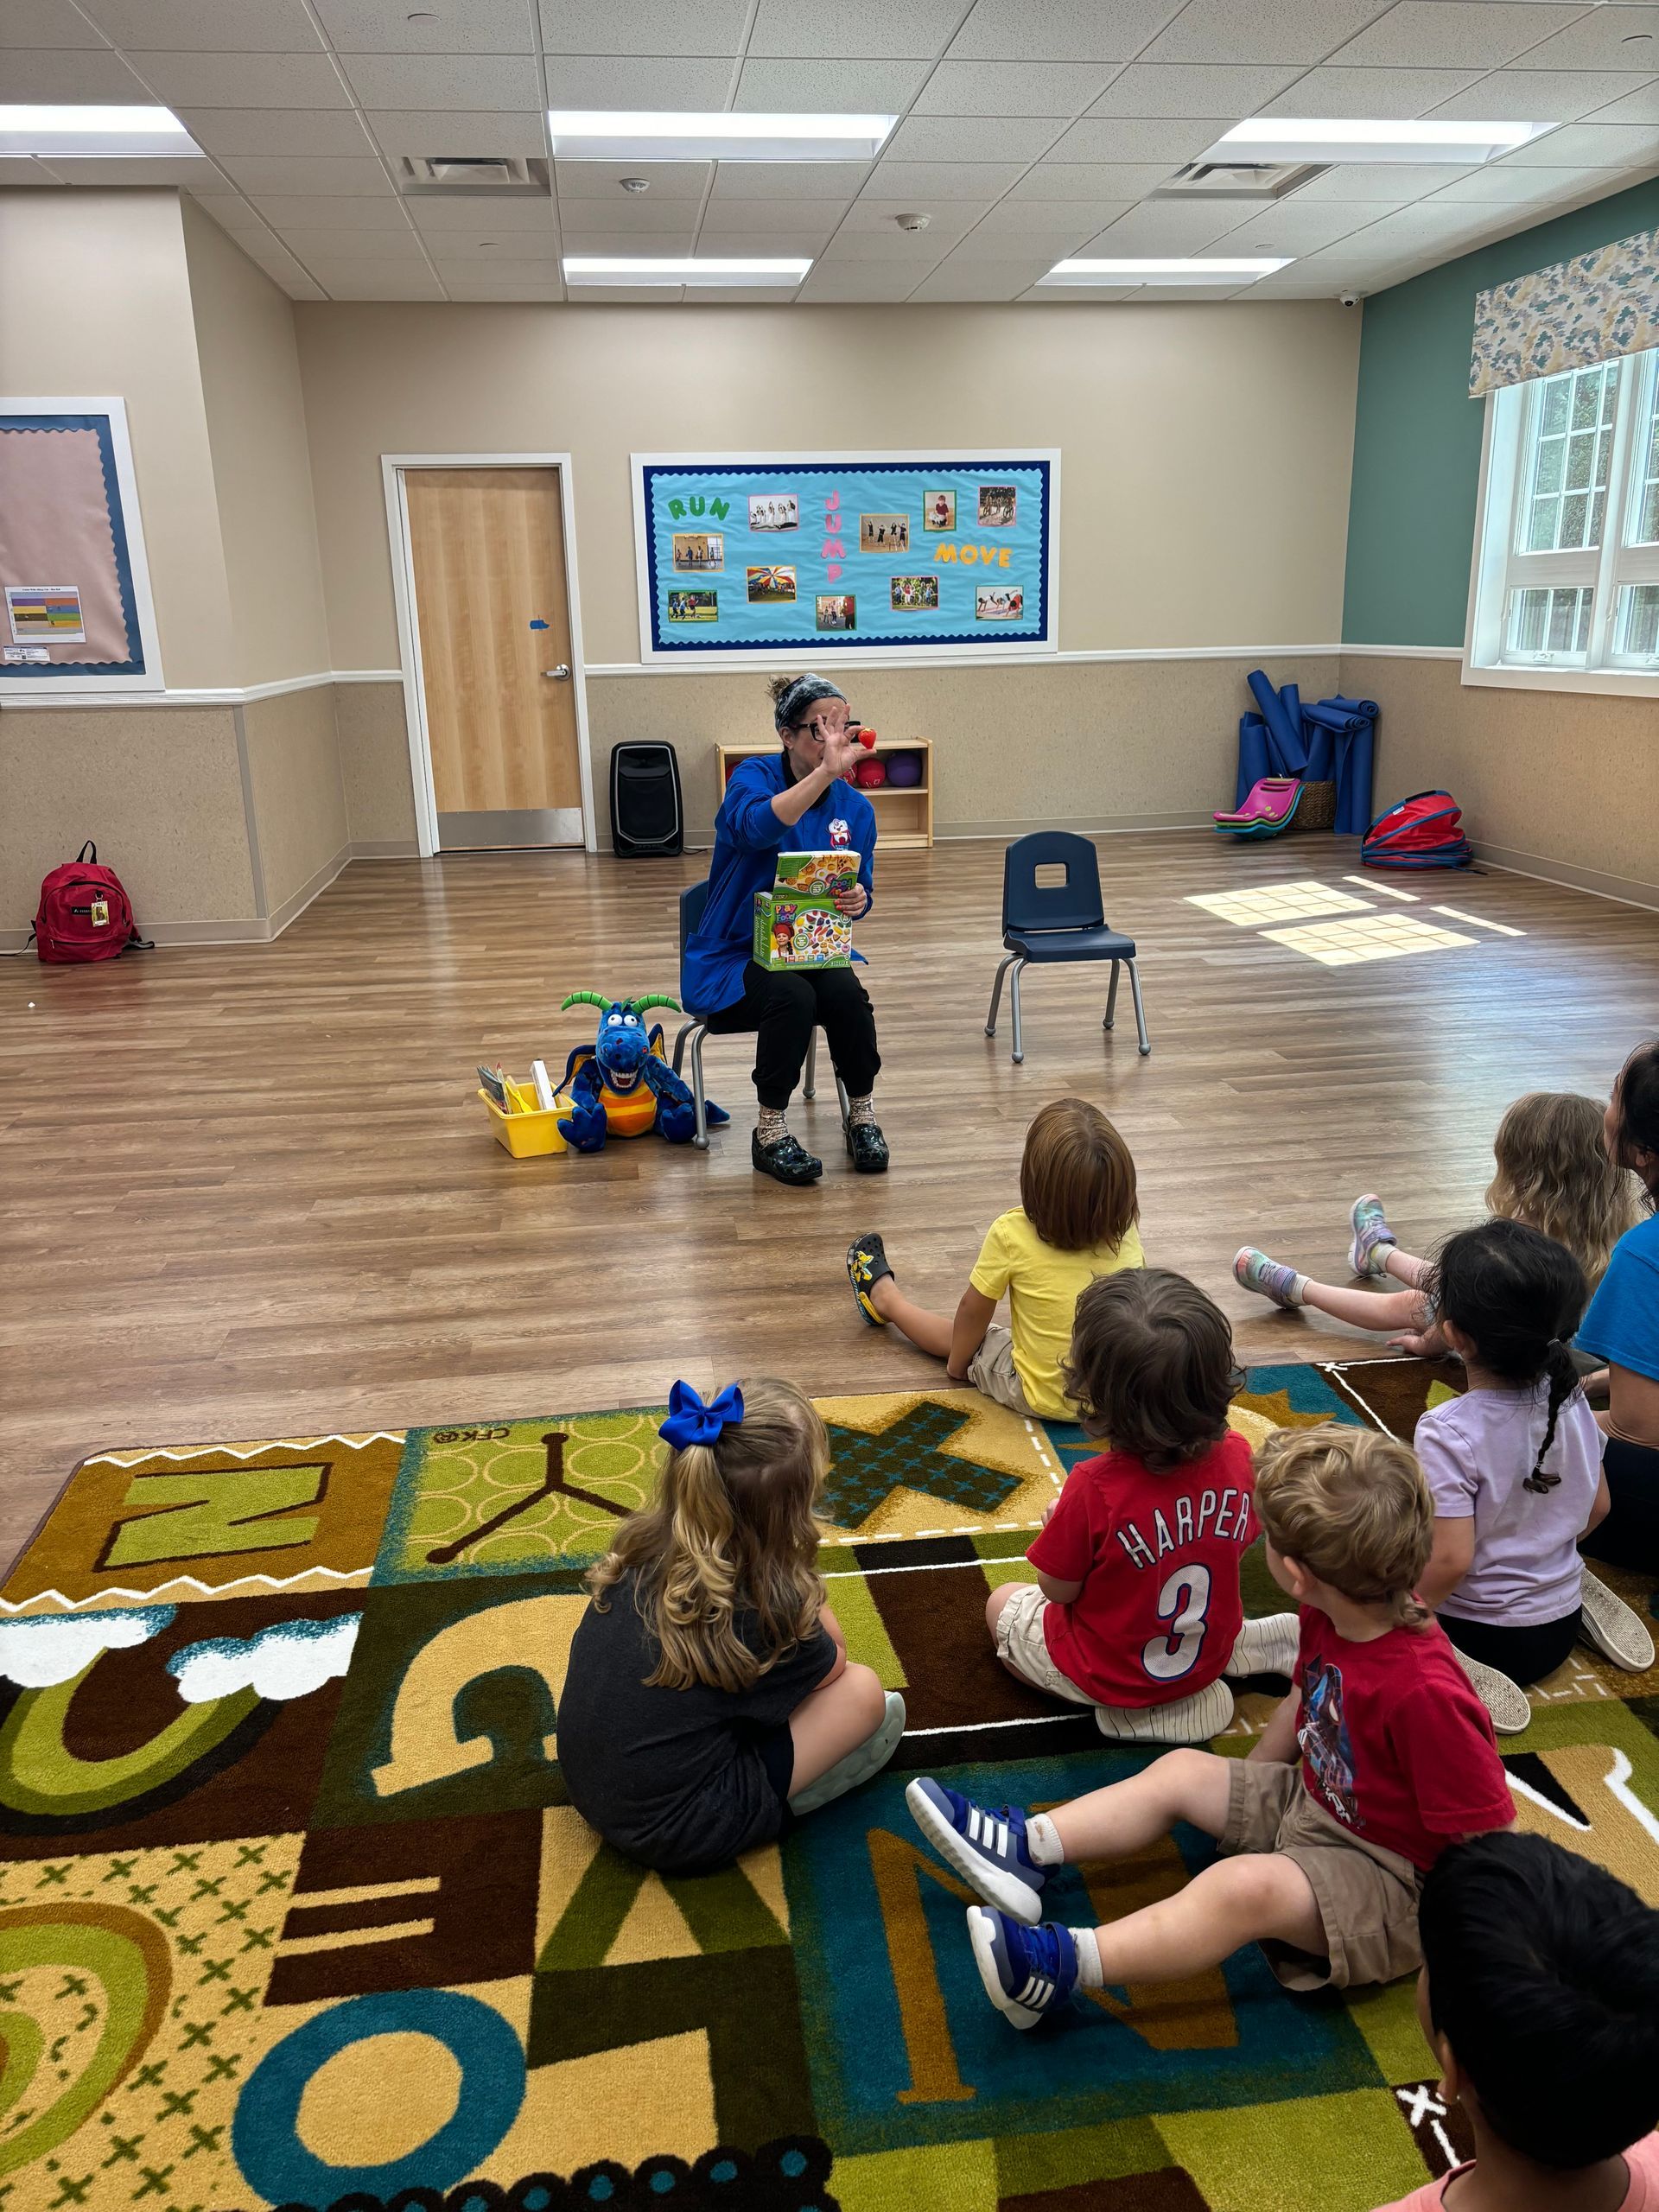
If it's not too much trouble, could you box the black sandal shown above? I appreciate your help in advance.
[847,1232,893,1325]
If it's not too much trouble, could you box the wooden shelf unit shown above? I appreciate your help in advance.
[713,735,933,849]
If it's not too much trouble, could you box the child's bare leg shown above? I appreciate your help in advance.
[868,1276,955,1359]
[1299,1280,1430,1334]
[1045,1747,1235,1859]
[788,1662,887,1791]
[1381,1248,1429,1288]
[1085,1853,1323,1983]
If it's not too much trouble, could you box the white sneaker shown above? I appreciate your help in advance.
[1451,1643,1532,1735]
[1580,1569,1656,1671]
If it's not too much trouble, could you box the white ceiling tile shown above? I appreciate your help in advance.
[880,115,1065,162]
[315,1,536,53]
[557,229,696,254]
[128,53,353,106]
[1219,203,1382,252]
[697,203,842,240]
[175,108,375,157]
[1045,118,1220,161]
[281,223,429,258]
[1288,241,1437,274]
[1426,159,1633,201]
[1141,0,1401,65]
[554,194,701,232]
[557,161,712,199]
[709,160,873,197]
[0,3,108,48]
[0,48,148,97]
[861,159,1030,198]
[1024,282,1146,299]
[796,263,926,299]
[542,56,736,108]
[912,60,1118,117]
[1288,159,1480,197]
[1316,202,1501,250]
[691,232,833,255]
[47,154,226,185]
[185,192,270,227]
[1083,200,1249,250]
[538,0,748,57]
[690,284,810,300]
[821,226,976,259]
[0,157,58,180]
[1578,80,1659,127]
[427,241,565,266]
[1427,69,1657,124]
[412,200,558,234]
[367,111,550,156]
[908,260,1052,299]
[253,193,416,227]
[948,0,1188,64]
[440,276,563,297]
[749,0,963,59]
[315,269,448,297]
[80,0,322,48]
[1325,3,1584,70]
[941,230,1084,261]
[1511,5,1659,71]
[1499,120,1659,162]
[1260,67,1487,118]
[734,58,931,111]
[566,283,684,300]
[830,199,987,243]
[215,155,395,192]
[1086,63,1307,118]
[1007,161,1183,197]
[340,53,542,110]
[1244,276,1358,296]
[974,196,1132,236]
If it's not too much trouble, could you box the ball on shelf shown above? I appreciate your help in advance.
[886,751,923,788]
[853,757,887,788]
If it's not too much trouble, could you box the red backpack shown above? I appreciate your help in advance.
[1361,790,1474,871]
[32,842,150,963]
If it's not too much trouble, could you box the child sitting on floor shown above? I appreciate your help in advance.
[1371,1831,1659,2211]
[906,1423,1514,2024]
[556,1377,903,1874]
[1235,1090,1639,1349]
[845,1096,1142,1417]
[1414,1218,1651,1737]
[986,1268,1300,1744]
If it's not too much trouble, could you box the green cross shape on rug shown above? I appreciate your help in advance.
[822,1402,1022,1528]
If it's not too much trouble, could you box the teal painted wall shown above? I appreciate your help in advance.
[1342,175,1659,647]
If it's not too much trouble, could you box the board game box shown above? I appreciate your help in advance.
[774,849,861,895]
[753,892,853,970]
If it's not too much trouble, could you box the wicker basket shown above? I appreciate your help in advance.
[1294,779,1337,831]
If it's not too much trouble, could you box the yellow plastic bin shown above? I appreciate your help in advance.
[478,1077,569,1159]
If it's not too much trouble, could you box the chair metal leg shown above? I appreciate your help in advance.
[1009,958,1027,1065]
[804,1025,818,1101]
[985,953,1015,1038]
[1103,962,1120,1032]
[1128,960,1151,1057]
[688,1026,711,1147]
[671,1020,696,1077]
[835,1070,851,1127]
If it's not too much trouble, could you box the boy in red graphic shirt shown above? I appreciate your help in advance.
[909,1424,1516,2024]
[986,1268,1300,1743]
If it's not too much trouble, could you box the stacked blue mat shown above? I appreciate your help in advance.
[1238,669,1377,837]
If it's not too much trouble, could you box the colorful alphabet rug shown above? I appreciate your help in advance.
[2,1361,1655,2212]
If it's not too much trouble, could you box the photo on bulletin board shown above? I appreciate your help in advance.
[0,397,162,695]
[632,450,1058,663]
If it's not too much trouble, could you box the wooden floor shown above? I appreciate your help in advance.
[3,831,1656,1572]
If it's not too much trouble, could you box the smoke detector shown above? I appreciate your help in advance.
[893,211,931,232]
[620,176,651,193]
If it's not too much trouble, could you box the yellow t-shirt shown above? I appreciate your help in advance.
[969,1206,1146,1419]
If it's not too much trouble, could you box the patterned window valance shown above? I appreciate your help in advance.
[1470,224,1659,398]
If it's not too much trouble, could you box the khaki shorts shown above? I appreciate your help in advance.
[1223,1758,1424,1992]
[968,1323,1033,1414]
[993,1580,1095,1705]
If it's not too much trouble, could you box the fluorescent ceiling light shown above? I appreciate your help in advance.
[1039,257,1291,287]
[1211,118,1545,164]
[0,104,200,156]
[563,256,812,289]
[548,110,893,162]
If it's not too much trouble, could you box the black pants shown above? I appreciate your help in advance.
[706,960,880,1112]
[1580,1433,1659,1573]
[1439,1606,1581,1687]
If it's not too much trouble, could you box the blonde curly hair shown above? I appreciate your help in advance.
[1485,1090,1641,1285]
[1255,1423,1434,1630]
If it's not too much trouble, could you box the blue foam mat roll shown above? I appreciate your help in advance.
[1245,668,1308,774]
[1236,713,1271,808]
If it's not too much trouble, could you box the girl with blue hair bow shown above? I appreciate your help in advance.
[556,1376,904,1873]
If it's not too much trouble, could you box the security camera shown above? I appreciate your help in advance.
[894,211,931,232]
[1338,290,1361,308]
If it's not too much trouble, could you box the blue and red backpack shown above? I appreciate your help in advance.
[1361,791,1473,871]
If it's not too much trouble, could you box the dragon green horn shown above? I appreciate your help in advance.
[632,993,682,1015]
[561,991,612,1012]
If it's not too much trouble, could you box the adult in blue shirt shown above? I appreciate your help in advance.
[683,673,885,1187]
[1579,1039,1659,1572]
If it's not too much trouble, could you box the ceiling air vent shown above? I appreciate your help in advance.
[1155,159,1325,200]
[397,155,550,198]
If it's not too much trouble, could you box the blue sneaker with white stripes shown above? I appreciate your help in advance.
[967,1906,1079,2030]
[906,1777,1047,1924]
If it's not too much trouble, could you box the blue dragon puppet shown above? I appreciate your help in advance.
[556,991,728,1151]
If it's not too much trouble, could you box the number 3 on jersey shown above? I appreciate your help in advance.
[1143,1565,1212,1681]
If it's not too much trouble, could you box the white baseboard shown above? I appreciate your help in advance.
[1473,842,1659,914]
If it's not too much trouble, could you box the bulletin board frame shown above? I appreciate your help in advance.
[0,396,163,698]
[631,448,1059,667]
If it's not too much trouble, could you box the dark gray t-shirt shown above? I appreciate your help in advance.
[556,1570,838,1874]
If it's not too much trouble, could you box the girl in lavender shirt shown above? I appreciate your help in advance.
[1413,1219,1654,1735]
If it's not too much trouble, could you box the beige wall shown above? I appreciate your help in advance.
[1341,652,1659,906]
[293,299,1362,671]
[334,679,420,849]
[181,200,331,689]
[240,686,349,916]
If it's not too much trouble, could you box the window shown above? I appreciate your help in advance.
[1469,344,1659,685]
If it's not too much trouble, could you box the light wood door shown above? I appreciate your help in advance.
[405,466,583,849]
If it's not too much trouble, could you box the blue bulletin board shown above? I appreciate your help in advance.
[632,450,1058,664]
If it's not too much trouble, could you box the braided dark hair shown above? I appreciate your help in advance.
[1427,1217,1588,1494]
[1611,1039,1659,1210]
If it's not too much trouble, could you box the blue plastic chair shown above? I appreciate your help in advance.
[670,880,847,1148]
[985,832,1150,1064]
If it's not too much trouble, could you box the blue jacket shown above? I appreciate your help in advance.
[682,753,877,1015]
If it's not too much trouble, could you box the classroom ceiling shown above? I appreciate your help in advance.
[6,0,1659,304]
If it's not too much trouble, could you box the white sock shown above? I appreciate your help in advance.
[1026,1812,1065,1865]
[1072,1927,1104,1988]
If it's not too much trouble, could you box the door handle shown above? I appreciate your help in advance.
[543,664,570,681]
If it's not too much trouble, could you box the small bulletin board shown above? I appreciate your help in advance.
[632,450,1058,664]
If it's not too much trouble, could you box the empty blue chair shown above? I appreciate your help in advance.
[671,880,848,1148]
[985,831,1150,1064]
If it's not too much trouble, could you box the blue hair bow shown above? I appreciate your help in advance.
[659,1379,745,1452]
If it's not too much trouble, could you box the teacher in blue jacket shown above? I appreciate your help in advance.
[682,672,885,1188]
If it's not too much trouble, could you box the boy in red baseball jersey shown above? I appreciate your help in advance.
[986,1268,1300,1743]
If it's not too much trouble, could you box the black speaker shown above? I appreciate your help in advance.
[609,741,683,858]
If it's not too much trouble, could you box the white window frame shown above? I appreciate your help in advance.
[1465,344,1659,699]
